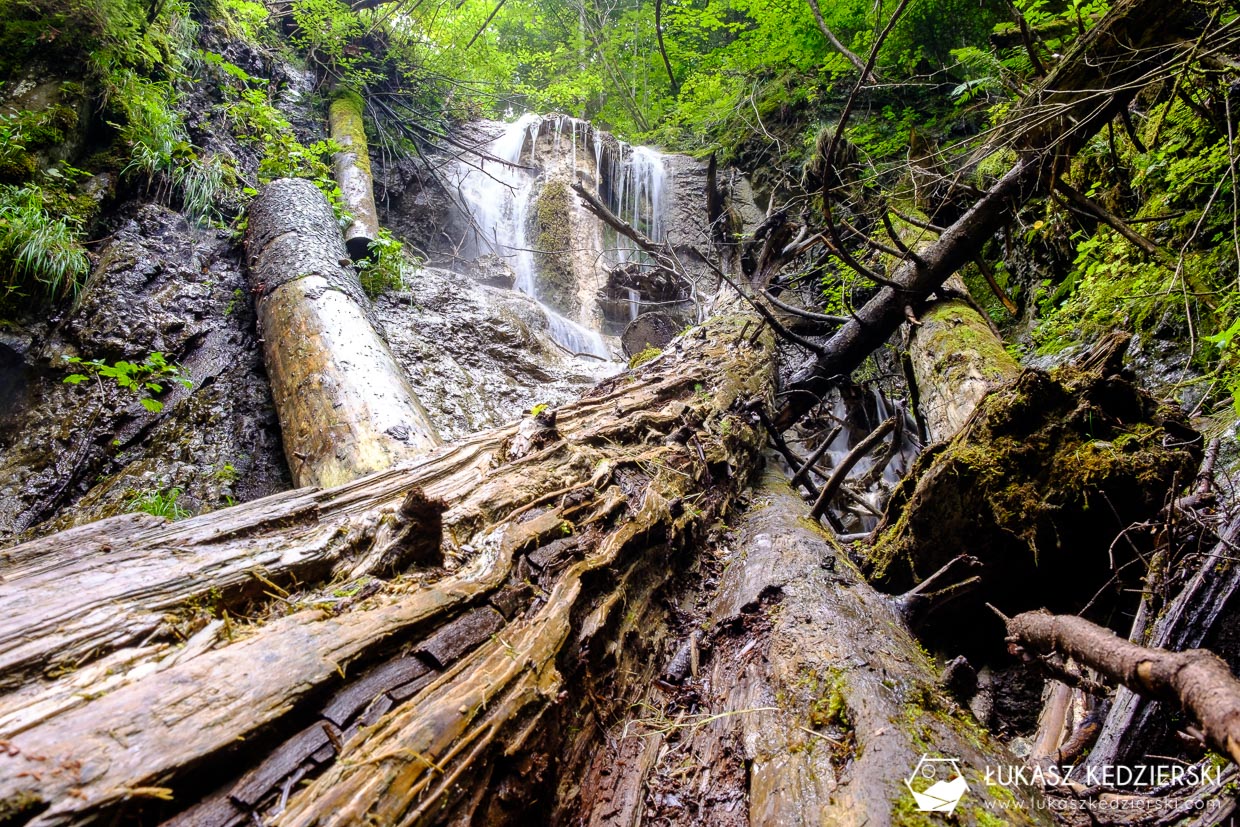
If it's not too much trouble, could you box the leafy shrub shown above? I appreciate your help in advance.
[357,228,414,298]
[63,351,193,413]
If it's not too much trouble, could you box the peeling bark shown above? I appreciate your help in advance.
[0,311,775,826]
[245,178,440,489]
[560,473,1053,826]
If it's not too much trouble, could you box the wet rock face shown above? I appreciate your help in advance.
[376,266,616,440]
[0,204,288,545]
[374,153,469,258]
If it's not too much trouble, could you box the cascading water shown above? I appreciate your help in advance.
[450,114,671,358]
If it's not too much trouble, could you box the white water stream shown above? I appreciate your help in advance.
[450,114,670,359]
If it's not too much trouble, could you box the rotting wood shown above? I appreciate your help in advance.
[0,309,776,826]
[562,473,1053,825]
[245,178,441,489]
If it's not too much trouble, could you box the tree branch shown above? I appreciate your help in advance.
[1007,611,1240,765]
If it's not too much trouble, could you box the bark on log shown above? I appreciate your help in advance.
[907,282,1019,442]
[1008,611,1240,766]
[245,178,440,489]
[560,472,1053,826]
[328,91,381,259]
[776,0,1198,429]
[0,310,776,826]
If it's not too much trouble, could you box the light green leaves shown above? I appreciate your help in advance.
[62,352,193,415]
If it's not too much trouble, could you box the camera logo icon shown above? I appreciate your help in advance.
[905,755,968,814]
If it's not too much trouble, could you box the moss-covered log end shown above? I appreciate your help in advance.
[327,89,379,258]
[869,366,1200,643]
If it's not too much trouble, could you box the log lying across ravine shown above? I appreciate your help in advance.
[328,91,381,259]
[0,303,1050,826]
[245,178,440,489]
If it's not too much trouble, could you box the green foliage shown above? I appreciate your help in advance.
[357,228,413,298]
[126,486,189,519]
[198,0,274,44]
[63,351,193,413]
[0,184,89,303]
[204,53,343,203]
[1033,88,1240,415]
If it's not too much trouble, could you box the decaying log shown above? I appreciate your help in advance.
[1008,611,1240,766]
[869,362,1200,644]
[906,277,1019,442]
[777,0,1200,428]
[0,309,775,826]
[245,178,440,489]
[328,91,381,259]
[561,473,1052,825]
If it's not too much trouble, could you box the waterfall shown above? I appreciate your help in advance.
[625,287,641,321]
[449,114,672,361]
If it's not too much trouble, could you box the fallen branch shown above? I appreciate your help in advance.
[809,416,896,521]
[1007,611,1240,765]
[1053,179,1167,260]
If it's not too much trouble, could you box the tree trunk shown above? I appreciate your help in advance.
[907,280,1019,442]
[245,177,440,489]
[0,310,775,826]
[777,0,1198,429]
[328,91,381,259]
[555,471,1052,826]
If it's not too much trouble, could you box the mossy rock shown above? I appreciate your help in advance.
[530,180,578,316]
[868,366,1200,647]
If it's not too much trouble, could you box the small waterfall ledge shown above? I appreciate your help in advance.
[448,114,677,359]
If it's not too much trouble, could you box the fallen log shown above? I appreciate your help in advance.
[245,178,440,489]
[328,90,381,259]
[907,280,1020,443]
[1007,611,1240,766]
[0,310,776,826]
[868,359,1200,645]
[559,472,1053,825]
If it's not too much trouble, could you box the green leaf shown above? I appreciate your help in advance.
[63,374,88,384]
[140,398,165,413]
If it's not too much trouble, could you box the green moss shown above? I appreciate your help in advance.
[531,180,577,315]
[628,345,662,368]
[0,791,46,822]
[328,91,371,177]
[919,300,1019,383]
[868,367,1198,609]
